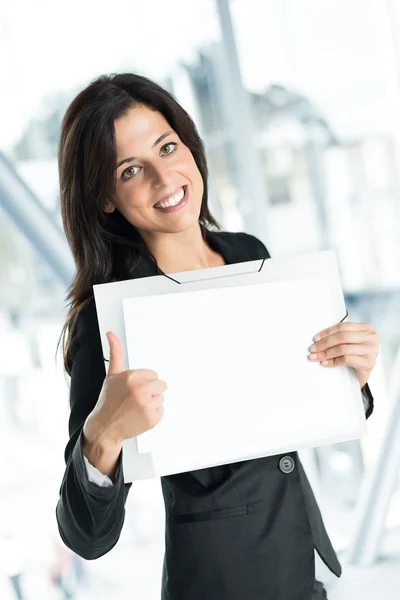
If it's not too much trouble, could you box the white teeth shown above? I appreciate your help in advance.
[155,187,185,209]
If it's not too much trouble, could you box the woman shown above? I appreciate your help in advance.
[55,73,379,600]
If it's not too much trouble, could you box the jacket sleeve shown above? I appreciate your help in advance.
[84,454,114,487]
[55,300,132,560]
[361,383,374,420]
[242,232,271,260]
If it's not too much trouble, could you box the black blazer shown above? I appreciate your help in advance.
[56,229,374,600]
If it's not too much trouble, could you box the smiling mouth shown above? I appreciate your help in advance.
[153,185,188,210]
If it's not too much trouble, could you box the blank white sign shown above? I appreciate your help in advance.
[122,278,366,476]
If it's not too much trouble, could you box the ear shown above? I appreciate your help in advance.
[104,202,116,214]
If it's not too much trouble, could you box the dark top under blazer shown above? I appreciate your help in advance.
[56,230,374,600]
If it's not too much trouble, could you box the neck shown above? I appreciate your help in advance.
[140,224,221,273]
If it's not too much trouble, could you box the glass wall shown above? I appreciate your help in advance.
[228,0,400,573]
[1,1,399,598]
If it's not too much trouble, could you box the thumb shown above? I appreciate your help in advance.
[106,331,125,376]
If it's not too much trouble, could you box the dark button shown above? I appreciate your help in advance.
[279,456,295,474]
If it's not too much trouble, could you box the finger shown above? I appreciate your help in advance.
[127,369,159,383]
[147,378,168,396]
[313,321,375,342]
[155,406,165,418]
[308,343,373,363]
[145,403,165,429]
[310,331,378,353]
[319,355,371,369]
[128,377,167,398]
[106,331,124,376]
[150,394,165,408]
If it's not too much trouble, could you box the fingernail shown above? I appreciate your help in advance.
[321,360,328,365]
[309,344,317,352]
[313,334,320,342]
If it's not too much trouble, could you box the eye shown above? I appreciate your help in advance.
[160,142,178,156]
[121,165,141,180]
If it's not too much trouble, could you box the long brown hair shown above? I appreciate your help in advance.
[57,73,220,375]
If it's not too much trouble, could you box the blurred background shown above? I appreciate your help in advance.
[1,0,400,598]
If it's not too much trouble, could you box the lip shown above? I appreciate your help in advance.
[153,185,188,214]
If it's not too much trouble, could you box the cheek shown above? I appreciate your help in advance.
[194,168,204,199]
[187,158,204,198]
[116,182,146,210]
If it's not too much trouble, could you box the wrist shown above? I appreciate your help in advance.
[83,413,123,449]
[82,417,123,480]
[82,437,122,481]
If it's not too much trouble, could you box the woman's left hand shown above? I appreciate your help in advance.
[308,321,380,389]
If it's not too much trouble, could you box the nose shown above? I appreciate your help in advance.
[150,160,174,188]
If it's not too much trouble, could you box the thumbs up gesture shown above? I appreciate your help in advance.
[83,331,167,468]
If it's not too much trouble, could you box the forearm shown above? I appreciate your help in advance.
[56,429,131,560]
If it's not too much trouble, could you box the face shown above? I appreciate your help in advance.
[106,106,204,239]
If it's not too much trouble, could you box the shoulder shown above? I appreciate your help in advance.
[74,297,99,340]
[211,230,271,261]
[67,297,101,371]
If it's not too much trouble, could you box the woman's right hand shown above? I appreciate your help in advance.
[83,331,167,466]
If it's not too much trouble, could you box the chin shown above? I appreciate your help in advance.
[163,221,199,235]
[159,209,201,235]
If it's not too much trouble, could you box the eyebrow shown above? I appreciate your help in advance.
[116,130,174,169]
